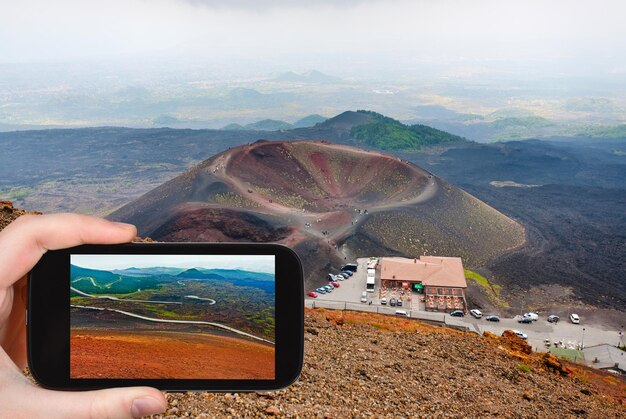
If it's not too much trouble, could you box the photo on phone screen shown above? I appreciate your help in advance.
[69,254,275,380]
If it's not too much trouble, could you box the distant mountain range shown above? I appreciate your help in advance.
[71,264,274,295]
[222,114,328,131]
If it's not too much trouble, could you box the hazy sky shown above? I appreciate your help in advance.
[71,254,275,273]
[1,0,624,76]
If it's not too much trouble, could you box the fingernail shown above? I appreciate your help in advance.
[113,222,136,231]
[131,397,166,418]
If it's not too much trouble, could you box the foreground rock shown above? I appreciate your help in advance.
[158,309,625,418]
[0,201,40,229]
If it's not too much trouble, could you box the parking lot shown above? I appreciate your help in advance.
[308,257,623,352]
[446,314,622,353]
[314,258,370,303]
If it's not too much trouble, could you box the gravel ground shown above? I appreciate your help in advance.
[156,310,625,418]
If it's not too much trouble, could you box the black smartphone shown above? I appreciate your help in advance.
[27,242,303,391]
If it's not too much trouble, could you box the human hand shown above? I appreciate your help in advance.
[0,214,167,419]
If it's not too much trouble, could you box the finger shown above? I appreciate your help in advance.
[7,384,167,419]
[0,214,136,288]
[0,276,28,368]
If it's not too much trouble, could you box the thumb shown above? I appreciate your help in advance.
[28,386,167,419]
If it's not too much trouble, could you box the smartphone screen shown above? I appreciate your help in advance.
[28,243,303,391]
[69,254,276,380]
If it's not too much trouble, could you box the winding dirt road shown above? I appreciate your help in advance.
[71,304,274,344]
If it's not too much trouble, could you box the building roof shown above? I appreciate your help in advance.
[380,256,467,288]
[583,344,626,372]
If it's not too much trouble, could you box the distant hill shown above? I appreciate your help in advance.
[488,116,553,130]
[245,119,293,131]
[572,124,626,139]
[177,268,274,292]
[221,123,246,131]
[71,264,119,283]
[274,70,339,83]
[349,110,466,151]
[222,115,332,132]
[221,119,293,131]
[177,268,225,279]
[111,266,186,276]
[293,114,327,128]
[316,110,376,131]
[70,264,162,294]
[226,87,264,101]
[152,115,182,127]
[412,105,484,122]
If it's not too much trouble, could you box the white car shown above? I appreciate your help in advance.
[360,291,368,303]
[470,309,483,319]
[523,312,539,321]
[512,330,528,340]
[569,313,580,324]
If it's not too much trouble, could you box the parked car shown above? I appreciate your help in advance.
[485,315,500,322]
[569,313,580,324]
[450,310,464,317]
[470,309,483,319]
[342,263,358,272]
[315,287,326,294]
[518,317,533,324]
[339,272,350,279]
[381,297,387,305]
[389,298,397,306]
[330,281,340,288]
[523,312,539,321]
[360,291,368,303]
[341,270,353,277]
[326,273,335,281]
[547,315,560,323]
[395,310,408,316]
[512,330,528,340]
[307,291,318,298]
[396,299,403,307]
[323,285,333,292]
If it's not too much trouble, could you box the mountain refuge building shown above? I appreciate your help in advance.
[380,256,467,312]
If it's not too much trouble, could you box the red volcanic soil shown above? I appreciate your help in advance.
[225,141,430,210]
[70,329,274,379]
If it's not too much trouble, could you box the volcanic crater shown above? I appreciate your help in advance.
[109,140,525,287]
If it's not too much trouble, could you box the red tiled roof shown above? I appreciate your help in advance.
[380,256,467,288]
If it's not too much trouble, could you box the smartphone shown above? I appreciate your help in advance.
[28,242,303,391]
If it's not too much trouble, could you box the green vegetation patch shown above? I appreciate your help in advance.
[516,363,532,373]
[464,269,509,308]
[549,347,585,362]
[350,110,464,151]
[0,186,33,201]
